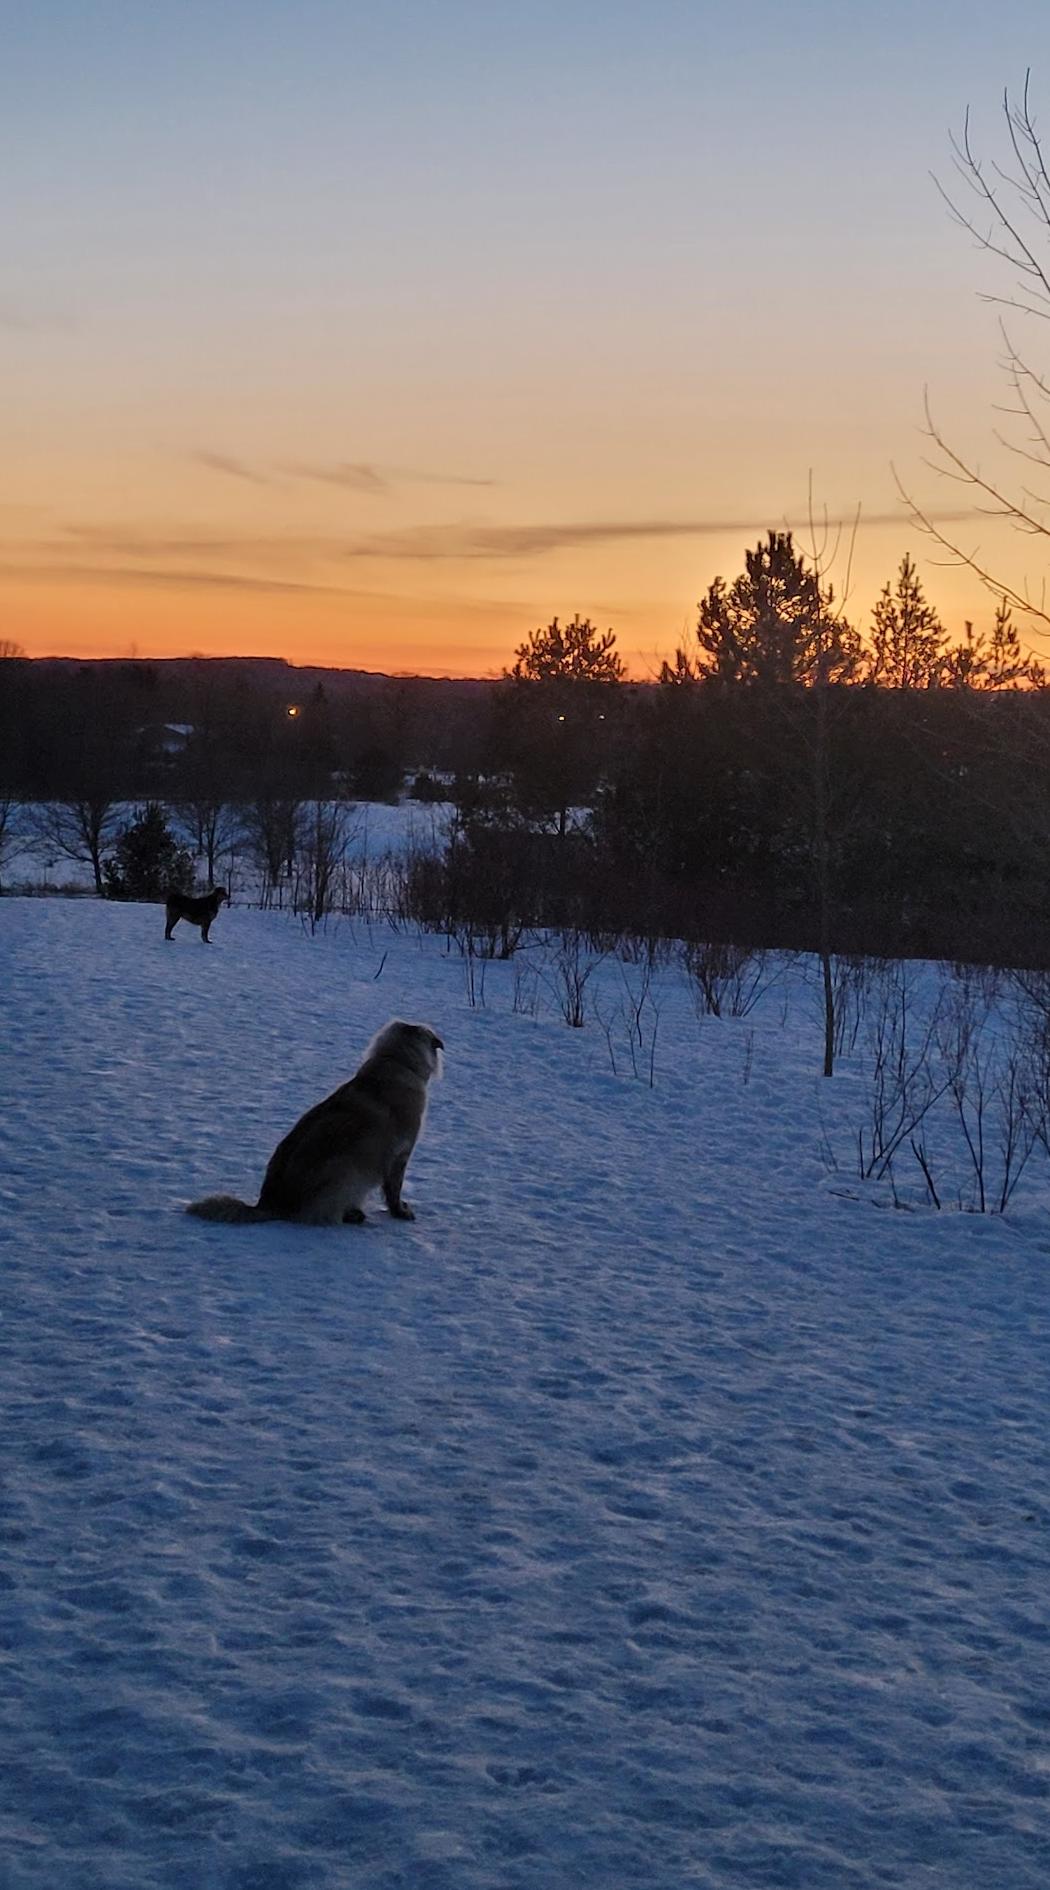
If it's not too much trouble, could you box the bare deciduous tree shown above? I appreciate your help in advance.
[797,489,864,1075]
[31,797,121,895]
[240,797,303,907]
[856,965,949,1183]
[298,799,354,929]
[937,978,1040,1212]
[175,796,236,885]
[0,795,19,891]
[898,73,1050,654]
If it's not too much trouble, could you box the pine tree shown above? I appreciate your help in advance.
[865,555,947,688]
[103,804,194,901]
[511,615,625,684]
[504,616,625,835]
[669,531,859,687]
[943,599,1047,690]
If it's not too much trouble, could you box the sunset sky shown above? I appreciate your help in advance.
[5,1,1050,678]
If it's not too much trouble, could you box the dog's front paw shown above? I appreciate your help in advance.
[343,1206,366,1225]
[389,1202,415,1221]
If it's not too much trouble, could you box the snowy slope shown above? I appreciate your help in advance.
[3,897,1050,1889]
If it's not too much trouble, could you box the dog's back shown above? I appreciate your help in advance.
[166,887,225,923]
[187,1020,442,1226]
[165,885,227,940]
[260,1032,435,1220]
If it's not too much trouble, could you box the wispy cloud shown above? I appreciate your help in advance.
[0,559,377,599]
[191,451,274,487]
[57,524,335,562]
[192,449,494,495]
[284,460,498,494]
[0,546,526,614]
[0,507,993,609]
[292,461,495,493]
[283,461,392,495]
[332,509,989,563]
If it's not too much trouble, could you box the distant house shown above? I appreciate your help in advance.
[157,722,195,754]
[134,722,196,772]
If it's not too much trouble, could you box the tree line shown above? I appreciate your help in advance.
[414,538,1050,974]
[3,534,1050,969]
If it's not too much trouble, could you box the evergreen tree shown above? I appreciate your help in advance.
[504,615,625,835]
[511,614,625,684]
[103,804,194,901]
[865,555,947,688]
[943,599,1047,690]
[352,745,403,802]
[667,531,859,687]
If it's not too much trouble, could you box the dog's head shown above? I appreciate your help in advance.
[367,1019,444,1081]
[419,1024,444,1079]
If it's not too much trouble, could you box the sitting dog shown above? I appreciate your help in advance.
[165,885,228,943]
[187,1019,444,1225]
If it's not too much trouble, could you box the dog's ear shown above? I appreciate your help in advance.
[431,1032,444,1052]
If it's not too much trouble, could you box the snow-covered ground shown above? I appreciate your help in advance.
[4,896,1050,1888]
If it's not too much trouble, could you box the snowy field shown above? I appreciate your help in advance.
[4,895,1050,1888]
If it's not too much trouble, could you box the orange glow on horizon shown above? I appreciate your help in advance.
[9,519,1050,686]
[2,577,540,680]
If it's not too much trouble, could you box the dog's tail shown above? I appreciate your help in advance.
[186,1194,270,1224]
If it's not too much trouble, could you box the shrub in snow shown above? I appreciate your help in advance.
[681,939,769,1018]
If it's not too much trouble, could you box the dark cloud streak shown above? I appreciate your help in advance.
[0,560,379,600]
[286,460,497,494]
[0,557,525,616]
[333,509,990,563]
[58,525,335,560]
[192,450,495,495]
[191,451,274,487]
[284,461,391,495]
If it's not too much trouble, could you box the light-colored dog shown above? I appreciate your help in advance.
[186,1020,443,1225]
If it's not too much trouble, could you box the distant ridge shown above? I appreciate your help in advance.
[21,653,493,700]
